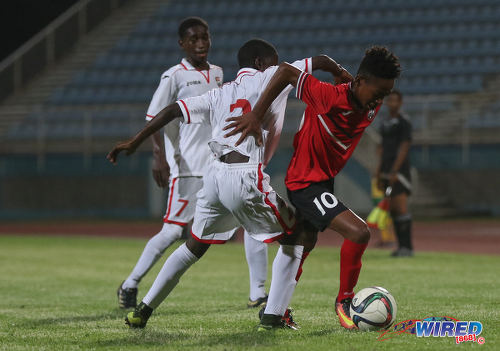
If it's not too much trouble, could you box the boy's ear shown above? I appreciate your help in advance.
[254,57,263,71]
[353,75,364,88]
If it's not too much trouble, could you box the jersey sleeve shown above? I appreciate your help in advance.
[146,71,179,121]
[259,58,312,99]
[176,93,212,125]
[289,57,313,74]
[295,73,342,115]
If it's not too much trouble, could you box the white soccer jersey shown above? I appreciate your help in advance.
[146,58,223,177]
[176,58,312,165]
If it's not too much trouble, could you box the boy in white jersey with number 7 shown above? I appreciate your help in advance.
[108,39,352,329]
[116,17,270,310]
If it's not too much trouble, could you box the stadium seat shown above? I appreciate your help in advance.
[9,0,499,140]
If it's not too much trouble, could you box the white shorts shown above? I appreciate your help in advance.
[191,160,296,244]
[163,176,202,227]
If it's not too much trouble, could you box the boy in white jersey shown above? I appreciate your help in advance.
[117,17,269,310]
[108,39,350,329]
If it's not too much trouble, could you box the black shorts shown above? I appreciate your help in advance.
[381,171,412,196]
[287,179,348,232]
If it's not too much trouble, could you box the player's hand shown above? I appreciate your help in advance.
[107,140,138,164]
[152,154,170,188]
[388,172,398,186]
[334,69,354,85]
[223,111,263,146]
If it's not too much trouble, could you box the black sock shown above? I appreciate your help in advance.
[393,214,413,250]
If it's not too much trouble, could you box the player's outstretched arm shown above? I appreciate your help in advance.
[311,55,353,84]
[107,103,183,164]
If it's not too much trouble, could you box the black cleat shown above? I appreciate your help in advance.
[125,302,153,328]
[117,281,137,309]
[247,295,268,308]
[257,307,299,331]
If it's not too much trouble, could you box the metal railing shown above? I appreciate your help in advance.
[385,93,500,167]
[0,0,129,102]
[0,105,145,167]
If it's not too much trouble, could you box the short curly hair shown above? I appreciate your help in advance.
[237,39,278,69]
[357,46,401,79]
[178,17,209,39]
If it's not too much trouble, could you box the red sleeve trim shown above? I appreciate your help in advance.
[146,114,155,119]
[296,72,309,100]
[179,99,191,124]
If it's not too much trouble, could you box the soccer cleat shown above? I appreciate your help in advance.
[125,302,153,329]
[117,281,137,309]
[281,308,299,330]
[335,298,357,330]
[247,295,268,308]
[257,307,299,331]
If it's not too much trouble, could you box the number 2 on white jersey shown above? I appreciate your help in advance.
[230,99,251,114]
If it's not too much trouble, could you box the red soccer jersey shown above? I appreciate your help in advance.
[285,72,381,191]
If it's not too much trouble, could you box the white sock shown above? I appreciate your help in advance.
[244,230,268,300]
[122,223,183,289]
[142,243,198,309]
[264,244,304,316]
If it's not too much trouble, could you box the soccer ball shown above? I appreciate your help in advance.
[349,286,397,331]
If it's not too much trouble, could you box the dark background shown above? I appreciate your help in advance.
[0,0,78,61]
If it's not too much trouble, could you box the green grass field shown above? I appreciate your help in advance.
[0,235,498,350]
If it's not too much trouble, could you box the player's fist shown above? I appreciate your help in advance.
[334,68,354,85]
[107,140,139,164]
[152,154,170,188]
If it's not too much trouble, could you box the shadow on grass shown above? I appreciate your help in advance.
[153,303,248,317]
[93,328,284,349]
[17,309,127,329]
[307,328,346,337]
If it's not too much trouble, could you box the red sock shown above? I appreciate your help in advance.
[337,239,368,302]
[295,251,310,282]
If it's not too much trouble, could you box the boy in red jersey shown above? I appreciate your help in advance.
[224,46,401,329]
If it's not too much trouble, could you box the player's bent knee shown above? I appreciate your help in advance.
[281,244,304,260]
[353,224,371,244]
[158,222,184,240]
[302,231,318,252]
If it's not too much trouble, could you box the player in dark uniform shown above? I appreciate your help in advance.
[376,90,413,257]
[224,46,401,330]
